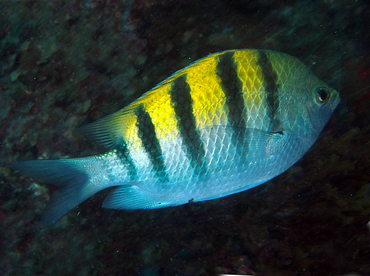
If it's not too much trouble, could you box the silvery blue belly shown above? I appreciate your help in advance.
[102,126,312,210]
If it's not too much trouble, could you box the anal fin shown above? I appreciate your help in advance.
[102,185,173,210]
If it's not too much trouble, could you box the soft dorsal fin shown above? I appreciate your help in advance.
[76,109,130,149]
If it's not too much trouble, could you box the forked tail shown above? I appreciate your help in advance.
[9,157,112,227]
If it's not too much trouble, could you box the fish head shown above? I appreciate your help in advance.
[305,82,341,135]
[276,56,341,145]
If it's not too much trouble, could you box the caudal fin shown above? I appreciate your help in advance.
[9,158,103,227]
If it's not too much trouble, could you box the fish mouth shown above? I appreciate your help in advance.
[330,91,341,111]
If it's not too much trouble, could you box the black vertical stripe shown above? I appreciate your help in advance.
[217,51,247,151]
[216,51,246,127]
[257,51,281,131]
[135,104,168,182]
[116,141,137,181]
[170,74,206,175]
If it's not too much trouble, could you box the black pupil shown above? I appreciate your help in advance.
[318,88,329,102]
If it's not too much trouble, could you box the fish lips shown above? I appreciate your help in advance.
[330,91,341,112]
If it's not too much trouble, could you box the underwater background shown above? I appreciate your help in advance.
[0,0,369,275]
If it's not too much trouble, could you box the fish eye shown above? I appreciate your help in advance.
[315,87,330,105]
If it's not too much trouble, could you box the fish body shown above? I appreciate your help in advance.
[10,49,340,226]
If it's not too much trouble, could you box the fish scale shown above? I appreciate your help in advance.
[10,49,341,226]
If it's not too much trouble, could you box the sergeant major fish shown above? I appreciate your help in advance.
[10,49,341,226]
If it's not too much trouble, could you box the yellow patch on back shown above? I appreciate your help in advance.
[144,84,179,143]
[118,82,180,152]
[80,49,274,149]
[233,50,266,129]
[186,55,227,129]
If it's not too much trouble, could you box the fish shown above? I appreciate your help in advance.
[10,49,341,226]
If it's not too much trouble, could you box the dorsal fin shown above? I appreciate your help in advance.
[76,109,130,149]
